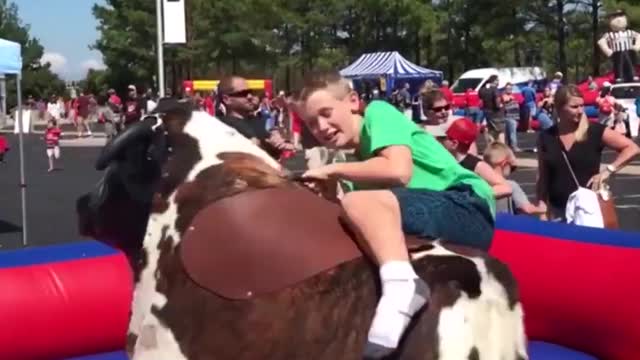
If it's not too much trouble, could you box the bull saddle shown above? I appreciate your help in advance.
[181,187,432,300]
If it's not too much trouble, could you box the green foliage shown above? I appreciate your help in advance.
[0,0,66,109]
[91,0,640,92]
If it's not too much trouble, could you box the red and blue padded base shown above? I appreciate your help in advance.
[67,351,129,360]
[528,342,598,360]
[492,214,640,360]
[65,343,597,360]
[0,241,133,360]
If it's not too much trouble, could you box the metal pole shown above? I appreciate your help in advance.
[156,0,165,97]
[16,73,27,246]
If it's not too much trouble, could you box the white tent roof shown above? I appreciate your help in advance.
[0,38,22,74]
[340,51,442,79]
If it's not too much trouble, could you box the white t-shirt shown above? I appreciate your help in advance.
[47,102,61,119]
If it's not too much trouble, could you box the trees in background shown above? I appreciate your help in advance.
[13,0,638,97]
[0,0,66,109]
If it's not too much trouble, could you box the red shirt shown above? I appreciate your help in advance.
[45,128,62,147]
[204,96,215,116]
[440,86,454,104]
[108,94,122,106]
[0,135,8,153]
[291,111,302,135]
[465,89,481,108]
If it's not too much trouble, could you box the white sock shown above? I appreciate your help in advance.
[366,261,429,352]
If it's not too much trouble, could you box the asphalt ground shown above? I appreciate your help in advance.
[0,132,639,251]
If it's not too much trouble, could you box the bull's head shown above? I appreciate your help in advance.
[76,99,190,254]
[77,98,288,261]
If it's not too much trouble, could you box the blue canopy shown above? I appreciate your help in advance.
[340,51,442,80]
[0,38,21,74]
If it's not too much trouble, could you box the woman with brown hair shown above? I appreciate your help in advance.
[536,85,639,221]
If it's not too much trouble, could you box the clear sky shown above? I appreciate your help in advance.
[14,0,106,80]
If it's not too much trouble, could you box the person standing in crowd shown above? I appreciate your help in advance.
[97,92,118,140]
[549,72,564,95]
[44,119,62,172]
[464,87,483,124]
[298,71,495,358]
[479,75,505,143]
[502,83,522,152]
[399,82,412,119]
[536,87,555,130]
[123,85,144,128]
[520,80,537,131]
[596,82,618,127]
[536,85,639,221]
[0,133,8,163]
[107,89,122,134]
[439,80,454,104]
[76,89,92,138]
[46,95,62,123]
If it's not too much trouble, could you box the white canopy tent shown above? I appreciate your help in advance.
[0,38,26,245]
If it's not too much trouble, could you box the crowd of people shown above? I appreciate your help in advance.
[0,68,637,358]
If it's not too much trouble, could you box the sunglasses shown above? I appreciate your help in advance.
[227,89,253,98]
[429,105,450,113]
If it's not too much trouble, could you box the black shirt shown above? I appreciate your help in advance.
[219,114,280,158]
[460,154,481,172]
[479,86,499,112]
[538,122,606,210]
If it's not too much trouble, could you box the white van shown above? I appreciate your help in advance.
[451,67,547,94]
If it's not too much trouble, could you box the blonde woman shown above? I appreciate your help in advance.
[536,85,639,220]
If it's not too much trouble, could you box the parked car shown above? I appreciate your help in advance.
[610,82,640,138]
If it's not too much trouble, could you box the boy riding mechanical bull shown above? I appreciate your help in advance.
[77,73,528,360]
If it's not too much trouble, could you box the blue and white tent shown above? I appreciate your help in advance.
[340,51,442,80]
[0,37,27,246]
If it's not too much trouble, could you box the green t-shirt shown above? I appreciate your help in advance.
[357,100,496,217]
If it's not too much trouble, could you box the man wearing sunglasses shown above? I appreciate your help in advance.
[218,76,293,159]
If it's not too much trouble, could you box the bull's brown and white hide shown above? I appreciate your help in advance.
[129,111,281,358]
[127,110,528,360]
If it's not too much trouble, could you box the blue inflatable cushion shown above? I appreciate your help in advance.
[66,351,129,360]
[529,341,599,360]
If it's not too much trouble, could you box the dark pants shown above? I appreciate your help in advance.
[613,50,638,83]
[390,185,495,251]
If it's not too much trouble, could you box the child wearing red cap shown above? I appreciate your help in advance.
[440,118,512,199]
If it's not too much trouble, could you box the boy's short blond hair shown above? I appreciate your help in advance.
[483,142,515,166]
[300,71,353,101]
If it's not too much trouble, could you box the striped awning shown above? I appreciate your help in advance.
[340,51,442,79]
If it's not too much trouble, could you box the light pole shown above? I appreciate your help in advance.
[156,0,165,97]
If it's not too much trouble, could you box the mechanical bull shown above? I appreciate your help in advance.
[77,99,528,360]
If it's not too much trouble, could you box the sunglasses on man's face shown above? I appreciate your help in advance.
[227,89,253,98]
[429,105,450,113]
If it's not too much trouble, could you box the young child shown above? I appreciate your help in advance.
[0,134,8,163]
[44,119,62,172]
[484,142,547,216]
[299,72,495,358]
[428,117,512,199]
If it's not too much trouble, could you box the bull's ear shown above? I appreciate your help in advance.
[95,116,160,171]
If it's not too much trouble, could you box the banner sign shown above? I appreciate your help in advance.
[163,0,186,44]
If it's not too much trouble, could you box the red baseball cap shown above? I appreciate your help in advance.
[445,118,478,145]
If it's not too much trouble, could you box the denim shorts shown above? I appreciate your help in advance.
[390,184,495,251]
